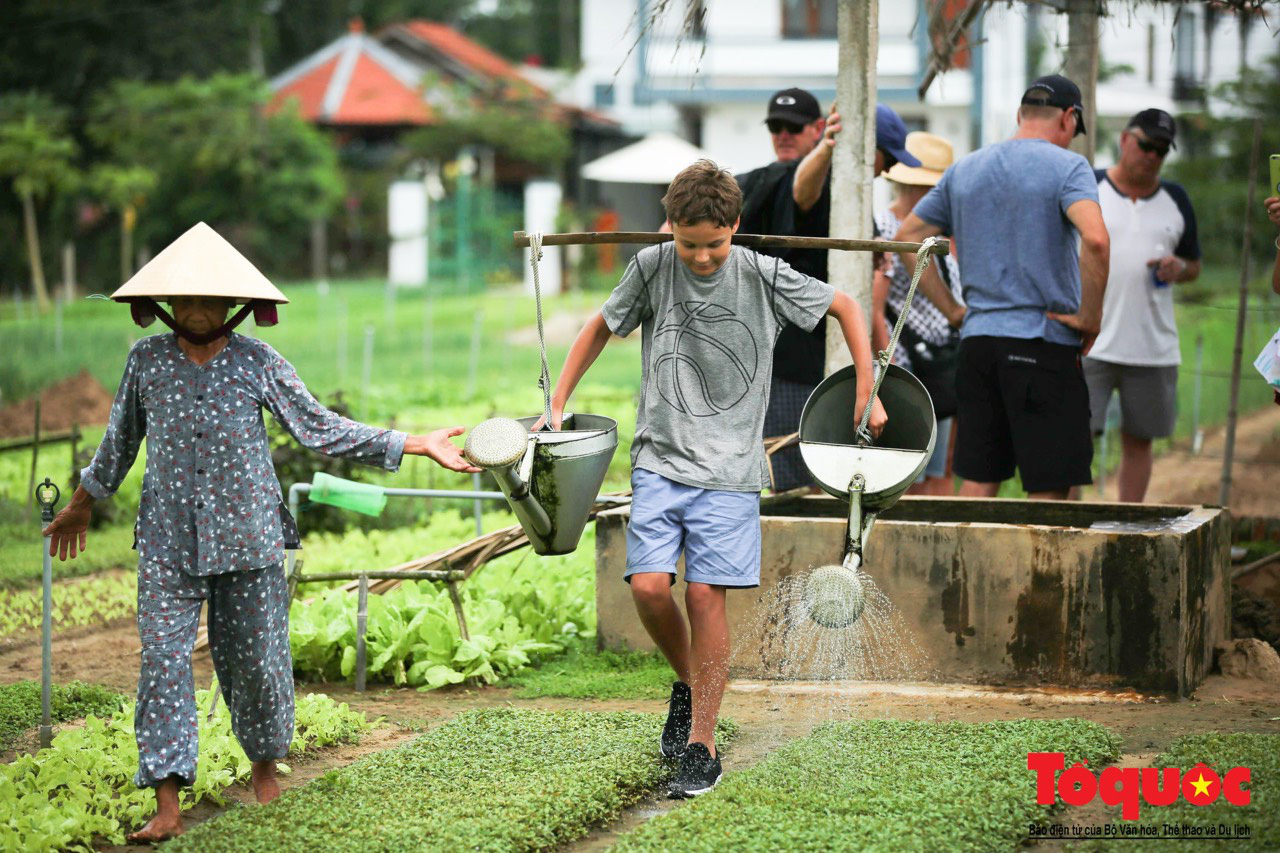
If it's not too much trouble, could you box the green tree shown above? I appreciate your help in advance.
[401,95,570,170]
[87,73,342,272]
[0,93,77,311]
[87,164,158,284]
[1167,55,1280,270]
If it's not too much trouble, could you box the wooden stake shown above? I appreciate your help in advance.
[28,400,41,516]
[355,572,369,692]
[1220,119,1263,507]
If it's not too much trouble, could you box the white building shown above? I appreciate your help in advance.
[574,0,1277,176]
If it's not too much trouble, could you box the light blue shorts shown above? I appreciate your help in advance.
[921,416,954,480]
[625,468,761,588]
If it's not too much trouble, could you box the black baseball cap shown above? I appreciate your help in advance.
[765,88,822,126]
[1020,74,1087,136]
[1126,108,1177,149]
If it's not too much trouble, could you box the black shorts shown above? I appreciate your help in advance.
[953,336,1093,493]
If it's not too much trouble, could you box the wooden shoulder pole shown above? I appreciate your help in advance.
[512,231,949,256]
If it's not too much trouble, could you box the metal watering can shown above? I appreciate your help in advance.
[465,414,618,555]
[798,363,936,628]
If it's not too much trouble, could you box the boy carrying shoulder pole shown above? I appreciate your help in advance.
[540,160,885,798]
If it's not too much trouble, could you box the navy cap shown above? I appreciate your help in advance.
[1126,108,1177,149]
[765,88,822,125]
[1021,74,1087,136]
[876,104,921,168]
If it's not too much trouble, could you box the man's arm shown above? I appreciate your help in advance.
[793,110,839,213]
[1265,196,1280,295]
[826,291,887,438]
[893,214,965,327]
[543,312,614,429]
[871,268,891,357]
[1048,199,1109,352]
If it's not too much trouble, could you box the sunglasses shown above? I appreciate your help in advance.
[1134,136,1170,157]
[767,119,806,135]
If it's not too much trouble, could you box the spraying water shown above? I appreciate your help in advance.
[745,563,930,685]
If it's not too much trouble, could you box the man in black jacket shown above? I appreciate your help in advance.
[741,92,918,490]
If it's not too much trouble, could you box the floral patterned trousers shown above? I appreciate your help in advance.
[133,560,294,788]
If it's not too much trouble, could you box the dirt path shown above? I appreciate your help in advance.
[1093,403,1280,514]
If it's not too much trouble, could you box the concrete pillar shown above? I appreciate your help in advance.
[523,180,563,297]
[825,0,878,373]
[388,180,428,288]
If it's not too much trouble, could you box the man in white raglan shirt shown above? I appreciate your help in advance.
[1086,109,1201,502]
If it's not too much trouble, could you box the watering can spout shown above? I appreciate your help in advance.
[464,415,618,555]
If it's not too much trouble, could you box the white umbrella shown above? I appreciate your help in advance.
[581,132,730,184]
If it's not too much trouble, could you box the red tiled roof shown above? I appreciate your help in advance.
[273,54,341,121]
[336,53,431,124]
[397,20,546,96]
[269,26,432,126]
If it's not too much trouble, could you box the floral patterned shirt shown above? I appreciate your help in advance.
[81,333,406,576]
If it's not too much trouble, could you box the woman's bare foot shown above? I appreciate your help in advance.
[126,812,184,843]
[251,759,281,804]
[128,778,184,842]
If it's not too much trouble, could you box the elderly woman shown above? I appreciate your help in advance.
[43,223,479,842]
[872,132,965,495]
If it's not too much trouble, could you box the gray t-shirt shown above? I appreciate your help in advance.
[912,138,1098,346]
[602,243,835,491]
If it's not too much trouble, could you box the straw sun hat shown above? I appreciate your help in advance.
[884,132,953,186]
[110,222,288,343]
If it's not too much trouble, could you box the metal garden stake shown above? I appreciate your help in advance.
[35,477,60,749]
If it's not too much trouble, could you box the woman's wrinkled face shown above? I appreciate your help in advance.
[170,296,232,335]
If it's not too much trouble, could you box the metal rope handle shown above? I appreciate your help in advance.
[855,235,942,444]
[528,232,556,430]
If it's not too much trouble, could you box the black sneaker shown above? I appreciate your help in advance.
[660,681,692,759]
[668,742,721,798]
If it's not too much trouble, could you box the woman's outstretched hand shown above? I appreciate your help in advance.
[405,427,483,473]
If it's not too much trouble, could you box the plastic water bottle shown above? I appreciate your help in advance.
[1151,245,1170,289]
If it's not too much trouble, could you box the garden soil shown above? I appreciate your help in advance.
[0,369,114,439]
[2,405,1278,847]
[1095,402,1280,516]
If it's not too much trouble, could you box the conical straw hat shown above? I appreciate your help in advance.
[111,222,288,305]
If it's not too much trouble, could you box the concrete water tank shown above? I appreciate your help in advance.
[595,496,1231,697]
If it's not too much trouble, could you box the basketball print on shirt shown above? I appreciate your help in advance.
[654,301,759,416]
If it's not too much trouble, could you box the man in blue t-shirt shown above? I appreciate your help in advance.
[895,75,1110,499]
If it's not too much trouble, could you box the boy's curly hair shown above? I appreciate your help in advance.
[662,159,742,228]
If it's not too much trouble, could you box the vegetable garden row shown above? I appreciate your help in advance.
[8,686,1271,852]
